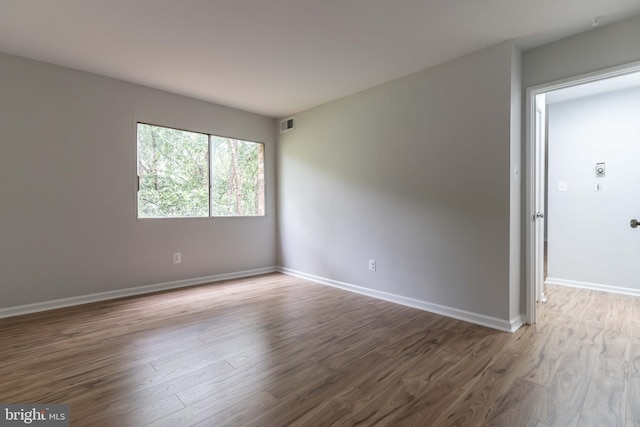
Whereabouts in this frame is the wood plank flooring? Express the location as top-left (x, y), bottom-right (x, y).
top-left (0, 273), bottom-right (639, 426)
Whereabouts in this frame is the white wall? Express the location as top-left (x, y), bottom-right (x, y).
top-left (547, 87), bottom-right (640, 292)
top-left (0, 52), bottom-right (277, 310)
top-left (278, 42), bottom-right (522, 328)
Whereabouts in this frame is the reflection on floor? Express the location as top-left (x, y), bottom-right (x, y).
top-left (0, 274), bottom-right (638, 425)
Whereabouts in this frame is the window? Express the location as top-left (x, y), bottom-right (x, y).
top-left (137, 123), bottom-right (265, 218)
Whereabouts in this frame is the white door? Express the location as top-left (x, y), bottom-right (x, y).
top-left (534, 94), bottom-right (547, 304)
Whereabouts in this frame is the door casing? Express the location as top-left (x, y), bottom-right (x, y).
top-left (525, 60), bottom-right (640, 324)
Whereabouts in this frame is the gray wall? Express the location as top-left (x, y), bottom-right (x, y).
top-left (0, 52), bottom-right (277, 309)
top-left (522, 13), bottom-right (640, 303)
top-left (278, 42), bottom-right (521, 323)
top-left (6, 12), bottom-right (638, 320)
top-left (524, 15), bottom-right (640, 89)
top-left (547, 87), bottom-right (640, 291)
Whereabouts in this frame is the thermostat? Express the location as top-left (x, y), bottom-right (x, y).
top-left (596, 162), bottom-right (605, 177)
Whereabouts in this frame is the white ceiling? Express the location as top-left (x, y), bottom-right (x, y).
top-left (1, 1), bottom-right (640, 118)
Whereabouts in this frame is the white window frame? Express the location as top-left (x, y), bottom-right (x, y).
top-left (136, 122), bottom-right (266, 219)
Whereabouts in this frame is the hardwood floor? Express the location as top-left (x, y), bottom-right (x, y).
top-left (0, 273), bottom-right (639, 426)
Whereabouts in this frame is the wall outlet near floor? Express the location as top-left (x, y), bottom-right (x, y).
top-left (173, 252), bottom-right (182, 264)
top-left (368, 259), bottom-right (376, 272)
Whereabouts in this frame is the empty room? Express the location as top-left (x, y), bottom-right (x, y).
top-left (1, 1), bottom-right (640, 426)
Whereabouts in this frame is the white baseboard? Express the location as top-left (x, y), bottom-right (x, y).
top-left (278, 267), bottom-right (521, 333)
top-left (545, 277), bottom-right (640, 297)
top-left (0, 266), bottom-right (278, 319)
top-left (510, 314), bottom-right (524, 332)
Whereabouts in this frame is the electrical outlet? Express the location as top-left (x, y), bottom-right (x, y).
top-left (368, 259), bottom-right (376, 272)
top-left (173, 252), bottom-right (181, 264)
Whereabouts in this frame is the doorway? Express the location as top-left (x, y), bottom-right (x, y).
top-left (526, 61), bottom-right (640, 324)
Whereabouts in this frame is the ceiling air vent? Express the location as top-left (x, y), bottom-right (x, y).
top-left (280, 117), bottom-right (295, 133)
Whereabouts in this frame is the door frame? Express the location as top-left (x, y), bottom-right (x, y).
top-left (525, 60), bottom-right (640, 325)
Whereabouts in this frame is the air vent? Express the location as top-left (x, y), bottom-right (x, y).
top-left (280, 117), bottom-right (294, 133)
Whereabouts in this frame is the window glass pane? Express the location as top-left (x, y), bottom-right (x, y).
top-left (211, 136), bottom-right (265, 216)
top-left (137, 123), bottom-right (209, 218)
